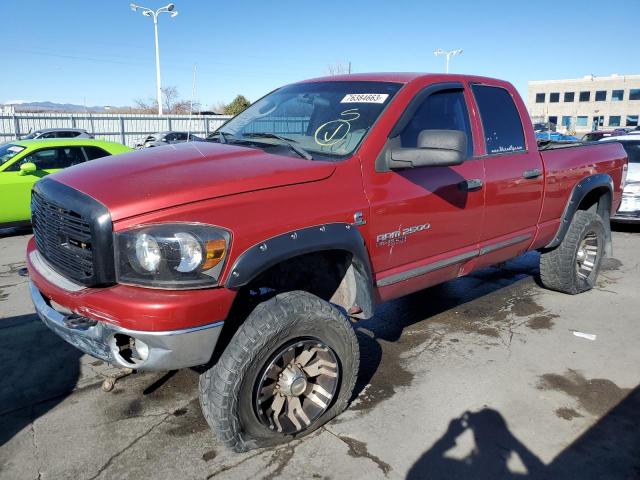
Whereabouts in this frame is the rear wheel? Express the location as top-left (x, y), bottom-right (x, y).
top-left (539, 210), bottom-right (606, 294)
top-left (199, 290), bottom-right (359, 452)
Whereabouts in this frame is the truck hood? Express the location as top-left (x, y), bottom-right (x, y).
top-left (51, 142), bottom-right (336, 221)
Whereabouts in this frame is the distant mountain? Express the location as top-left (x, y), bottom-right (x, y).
top-left (2, 101), bottom-right (124, 113)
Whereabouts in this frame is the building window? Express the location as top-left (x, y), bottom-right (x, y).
top-left (579, 91), bottom-right (590, 102)
top-left (576, 116), bottom-right (588, 127)
top-left (561, 116), bottom-right (572, 127)
top-left (627, 115), bottom-right (639, 127)
top-left (535, 93), bottom-right (545, 103)
top-left (612, 90), bottom-right (624, 101)
top-left (548, 116), bottom-right (558, 126)
top-left (595, 90), bottom-right (607, 101)
top-left (609, 116), bottom-right (621, 127)
top-left (564, 92), bottom-right (575, 102)
top-left (549, 92), bottom-right (560, 103)
top-left (630, 89), bottom-right (640, 100)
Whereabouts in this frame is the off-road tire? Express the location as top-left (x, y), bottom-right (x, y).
top-left (539, 210), bottom-right (606, 294)
top-left (199, 290), bottom-right (359, 452)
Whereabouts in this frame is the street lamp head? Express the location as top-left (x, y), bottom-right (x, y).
top-left (452, 49), bottom-right (463, 56)
top-left (433, 49), bottom-right (444, 56)
top-left (130, 3), bottom-right (138, 11)
top-left (166, 3), bottom-right (175, 11)
top-left (169, 11), bottom-right (178, 17)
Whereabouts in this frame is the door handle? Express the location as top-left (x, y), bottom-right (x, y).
top-left (458, 178), bottom-right (484, 191)
top-left (522, 168), bottom-right (542, 179)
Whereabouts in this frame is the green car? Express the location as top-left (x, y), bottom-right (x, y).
top-left (0, 139), bottom-right (131, 227)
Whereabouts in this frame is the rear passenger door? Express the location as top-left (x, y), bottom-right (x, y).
top-left (470, 83), bottom-right (544, 266)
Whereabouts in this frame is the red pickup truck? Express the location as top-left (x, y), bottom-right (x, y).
top-left (27, 73), bottom-right (627, 451)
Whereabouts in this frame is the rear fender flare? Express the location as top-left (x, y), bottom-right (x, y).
top-left (545, 173), bottom-right (613, 253)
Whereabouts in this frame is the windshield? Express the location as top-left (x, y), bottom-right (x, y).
top-left (22, 131), bottom-right (41, 139)
top-left (215, 81), bottom-right (402, 160)
top-left (622, 141), bottom-right (640, 163)
top-left (0, 144), bottom-right (26, 166)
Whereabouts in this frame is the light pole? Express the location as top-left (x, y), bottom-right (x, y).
top-left (130, 3), bottom-right (178, 115)
top-left (433, 49), bottom-right (463, 74)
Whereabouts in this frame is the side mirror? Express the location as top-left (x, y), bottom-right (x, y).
top-left (19, 162), bottom-right (37, 176)
top-left (389, 130), bottom-right (467, 169)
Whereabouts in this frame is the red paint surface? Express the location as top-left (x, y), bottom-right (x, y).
top-left (30, 73), bottom-right (627, 331)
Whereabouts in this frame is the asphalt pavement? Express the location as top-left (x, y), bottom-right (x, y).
top-left (1, 225), bottom-right (639, 480)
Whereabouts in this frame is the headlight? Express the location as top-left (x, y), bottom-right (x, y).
top-left (115, 223), bottom-right (231, 289)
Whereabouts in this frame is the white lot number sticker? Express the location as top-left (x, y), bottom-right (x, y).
top-left (341, 93), bottom-right (389, 104)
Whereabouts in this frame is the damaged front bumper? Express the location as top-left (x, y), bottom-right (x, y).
top-left (30, 280), bottom-right (223, 370)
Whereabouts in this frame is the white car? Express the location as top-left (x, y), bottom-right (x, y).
top-left (20, 128), bottom-right (94, 140)
top-left (134, 131), bottom-right (202, 149)
top-left (601, 135), bottom-right (640, 222)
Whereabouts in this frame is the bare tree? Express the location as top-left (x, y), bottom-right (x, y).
top-left (132, 97), bottom-right (157, 113)
top-left (209, 101), bottom-right (227, 114)
top-left (131, 87), bottom-right (200, 115)
top-left (161, 86), bottom-right (179, 114)
top-left (325, 62), bottom-right (351, 76)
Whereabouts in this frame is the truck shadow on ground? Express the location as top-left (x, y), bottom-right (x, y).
top-left (0, 313), bottom-right (82, 448)
top-left (406, 385), bottom-right (640, 479)
top-left (350, 252), bottom-right (540, 408)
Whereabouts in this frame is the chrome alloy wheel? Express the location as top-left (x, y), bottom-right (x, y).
top-left (254, 339), bottom-right (340, 434)
top-left (576, 232), bottom-right (599, 280)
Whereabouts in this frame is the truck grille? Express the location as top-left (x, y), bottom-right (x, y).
top-left (31, 178), bottom-right (116, 287)
top-left (32, 190), bottom-right (94, 281)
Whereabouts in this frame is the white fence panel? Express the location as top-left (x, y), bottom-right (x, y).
top-left (0, 113), bottom-right (232, 147)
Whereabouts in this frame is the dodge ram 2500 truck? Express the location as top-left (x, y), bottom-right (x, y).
top-left (27, 73), bottom-right (627, 452)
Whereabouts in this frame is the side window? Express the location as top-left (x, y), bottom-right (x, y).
top-left (83, 146), bottom-right (111, 160)
top-left (399, 89), bottom-right (473, 158)
top-left (471, 85), bottom-right (526, 155)
top-left (176, 132), bottom-right (188, 141)
top-left (10, 147), bottom-right (86, 170)
top-left (164, 133), bottom-right (176, 142)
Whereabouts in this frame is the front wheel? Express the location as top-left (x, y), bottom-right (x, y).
top-left (199, 291), bottom-right (359, 452)
top-left (539, 210), bottom-right (606, 294)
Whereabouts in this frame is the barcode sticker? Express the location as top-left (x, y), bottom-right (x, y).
top-left (341, 93), bottom-right (389, 104)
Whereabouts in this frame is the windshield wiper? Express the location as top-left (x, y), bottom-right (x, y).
top-left (242, 133), bottom-right (313, 160)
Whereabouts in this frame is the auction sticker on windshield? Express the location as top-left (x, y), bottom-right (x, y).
top-left (341, 93), bottom-right (389, 103)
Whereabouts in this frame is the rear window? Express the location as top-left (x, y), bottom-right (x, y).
top-left (471, 84), bottom-right (526, 155)
top-left (622, 142), bottom-right (640, 163)
top-left (83, 146), bottom-right (111, 160)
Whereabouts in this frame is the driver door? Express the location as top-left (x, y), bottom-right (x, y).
top-left (362, 85), bottom-right (485, 297)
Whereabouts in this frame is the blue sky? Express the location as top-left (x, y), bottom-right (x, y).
top-left (3, 0), bottom-right (638, 108)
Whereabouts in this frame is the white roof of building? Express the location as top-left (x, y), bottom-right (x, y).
top-left (529, 74), bottom-right (640, 85)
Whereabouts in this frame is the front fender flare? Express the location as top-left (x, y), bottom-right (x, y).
top-left (224, 223), bottom-right (375, 318)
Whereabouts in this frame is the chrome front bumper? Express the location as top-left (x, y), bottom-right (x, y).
top-left (30, 280), bottom-right (223, 370)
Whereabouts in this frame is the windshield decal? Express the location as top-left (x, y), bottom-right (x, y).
top-left (314, 109), bottom-right (361, 147)
top-left (341, 93), bottom-right (389, 104)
